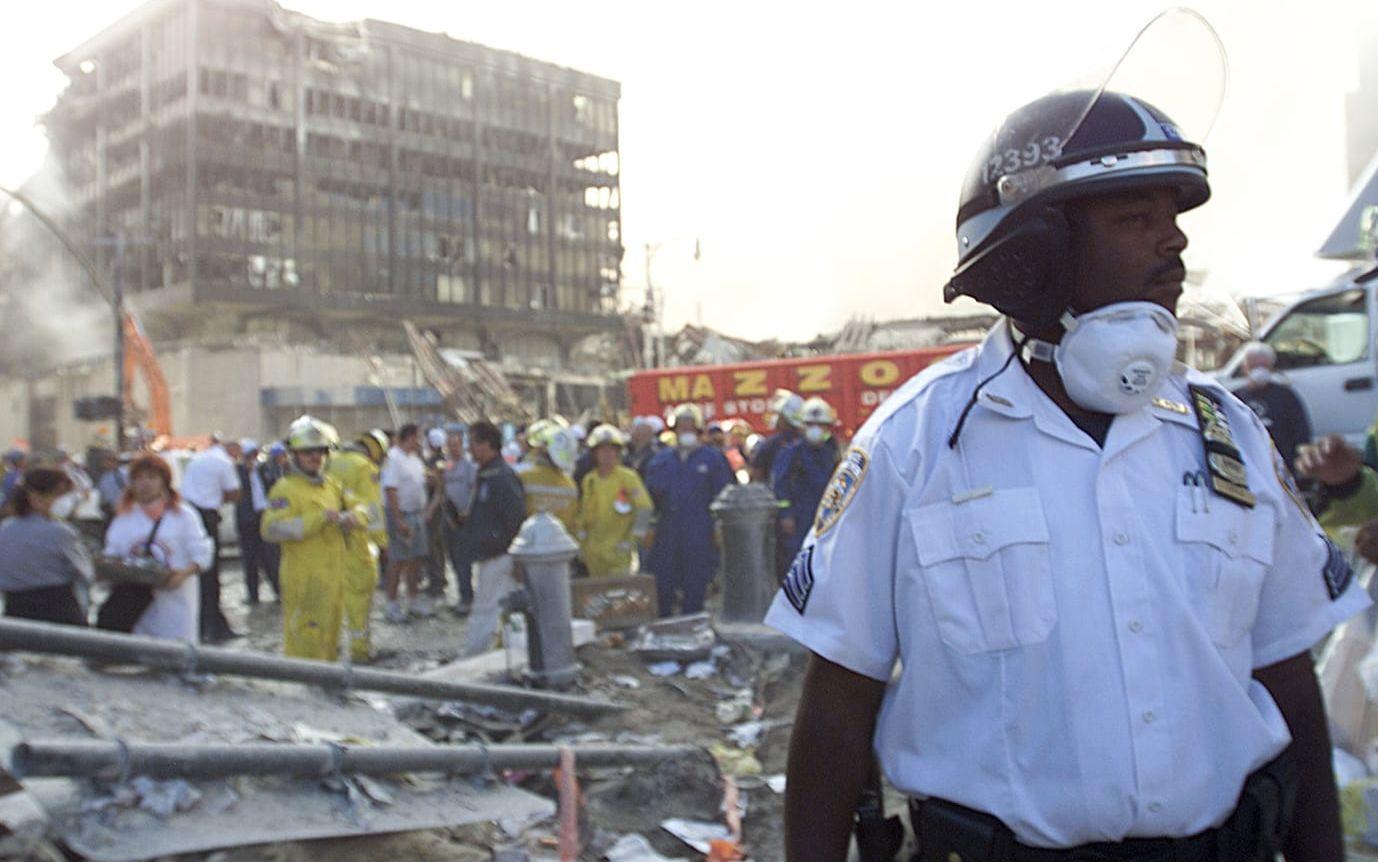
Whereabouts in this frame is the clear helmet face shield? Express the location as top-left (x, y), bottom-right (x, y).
top-left (951, 9), bottom-right (1230, 300)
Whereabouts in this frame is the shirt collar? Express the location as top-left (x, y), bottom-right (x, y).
top-left (969, 322), bottom-right (1035, 420)
top-left (970, 320), bottom-right (1195, 457)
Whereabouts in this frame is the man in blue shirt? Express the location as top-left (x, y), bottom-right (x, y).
top-left (771, 397), bottom-right (841, 571)
top-left (644, 404), bottom-right (734, 617)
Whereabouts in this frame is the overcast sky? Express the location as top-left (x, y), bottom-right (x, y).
top-left (2, 0), bottom-right (1373, 341)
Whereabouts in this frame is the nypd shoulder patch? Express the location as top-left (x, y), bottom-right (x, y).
top-left (813, 447), bottom-right (869, 536)
top-left (782, 545), bottom-right (815, 613)
top-left (1322, 534), bottom-right (1354, 601)
top-left (1271, 442), bottom-right (1315, 524)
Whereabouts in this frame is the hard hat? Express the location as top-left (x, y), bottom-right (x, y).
top-left (323, 420), bottom-right (340, 447)
top-left (528, 418), bottom-right (578, 473)
top-left (944, 90), bottom-right (1210, 327)
top-left (426, 427), bottom-right (447, 450)
top-left (240, 438), bottom-right (260, 453)
top-left (800, 397), bottom-right (837, 426)
top-left (646, 415), bottom-right (666, 434)
top-left (669, 403), bottom-right (703, 431)
top-left (357, 429), bottom-right (389, 463)
top-left (527, 417), bottom-right (571, 446)
top-left (587, 424), bottom-right (627, 449)
top-left (570, 425), bottom-right (588, 443)
top-left (543, 427), bottom-right (578, 473)
top-left (286, 415), bottom-right (335, 451)
top-left (778, 393), bottom-right (805, 429)
top-left (724, 419), bottom-right (751, 439)
top-left (267, 442), bottom-right (287, 458)
top-left (525, 419), bottom-right (555, 448)
top-left (767, 389), bottom-right (796, 413)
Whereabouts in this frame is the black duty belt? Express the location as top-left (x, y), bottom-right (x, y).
top-left (908, 798), bottom-right (1231, 862)
top-left (908, 748), bottom-right (1295, 862)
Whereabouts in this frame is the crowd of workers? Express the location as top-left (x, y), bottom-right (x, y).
top-left (0, 387), bottom-right (844, 665)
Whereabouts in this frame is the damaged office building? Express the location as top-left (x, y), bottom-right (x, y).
top-left (0, 0), bottom-right (629, 448)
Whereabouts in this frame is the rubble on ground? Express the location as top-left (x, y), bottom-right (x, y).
top-left (0, 558), bottom-right (811, 861)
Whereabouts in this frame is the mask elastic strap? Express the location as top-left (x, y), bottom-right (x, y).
top-left (1009, 323), bottom-right (1057, 366)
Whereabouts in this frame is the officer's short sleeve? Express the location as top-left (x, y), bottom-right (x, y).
top-left (1251, 443), bottom-right (1371, 669)
top-left (764, 435), bottom-right (904, 681)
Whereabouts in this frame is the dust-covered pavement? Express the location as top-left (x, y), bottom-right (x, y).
top-left (125, 555), bottom-right (810, 860)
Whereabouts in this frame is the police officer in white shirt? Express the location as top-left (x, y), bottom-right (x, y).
top-left (767, 57), bottom-right (1369, 862)
top-left (181, 435), bottom-right (242, 642)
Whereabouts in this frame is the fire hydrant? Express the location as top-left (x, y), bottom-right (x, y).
top-left (710, 482), bottom-right (779, 623)
top-left (504, 512), bottom-right (580, 689)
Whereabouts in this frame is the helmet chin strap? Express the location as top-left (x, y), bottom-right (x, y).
top-left (1009, 317), bottom-right (1068, 365)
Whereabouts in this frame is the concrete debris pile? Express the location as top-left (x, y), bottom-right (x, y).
top-left (406, 321), bottom-right (533, 424)
top-left (0, 608), bottom-right (809, 861)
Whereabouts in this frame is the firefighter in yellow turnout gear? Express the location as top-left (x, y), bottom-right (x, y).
top-left (261, 416), bottom-right (367, 662)
top-left (515, 418), bottom-right (579, 532)
top-left (326, 429), bottom-right (389, 662)
top-left (577, 425), bottom-right (653, 577)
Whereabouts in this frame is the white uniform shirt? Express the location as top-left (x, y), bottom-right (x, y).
top-left (381, 446), bottom-right (428, 513)
top-left (181, 446), bottom-right (240, 510)
top-left (765, 323), bottom-right (1369, 848)
top-left (103, 501), bottom-right (213, 642)
top-left (249, 465), bottom-right (268, 513)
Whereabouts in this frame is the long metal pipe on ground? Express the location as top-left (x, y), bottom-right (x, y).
top-left (11, 740), bottom-right (701, 782)
top-left (0, 618), bottom-right (624, 718)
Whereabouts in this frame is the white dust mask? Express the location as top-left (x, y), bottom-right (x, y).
top-left (804, 426), bottom-right (830, 445)
top-left (1246, 367), bottom-right (1272, 387)
top-left (677, 432), bottom-right (699, 449)
top-left (1052, 302), bottom-right (1178, 415)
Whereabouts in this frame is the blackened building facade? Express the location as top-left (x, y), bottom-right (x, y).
top-left (45, 0), bottom-right (624, 361)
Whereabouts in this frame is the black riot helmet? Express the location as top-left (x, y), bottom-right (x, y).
top-left (943, 91), bottom-right (1209, 328)
top-left (942, 9), bottom-right (1226, 328)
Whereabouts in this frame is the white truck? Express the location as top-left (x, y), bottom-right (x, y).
top-left (1219, 265), bottom-right (1378, 447)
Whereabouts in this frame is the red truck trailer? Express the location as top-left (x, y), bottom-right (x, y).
top-left (626, 345), bottom-right (969, 440)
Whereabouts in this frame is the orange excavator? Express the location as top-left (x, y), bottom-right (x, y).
top-left (122, 312), bottom-right (172, 440)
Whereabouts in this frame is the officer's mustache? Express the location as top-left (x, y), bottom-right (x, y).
top-left (1145, 258), bottom-right (1187, 285)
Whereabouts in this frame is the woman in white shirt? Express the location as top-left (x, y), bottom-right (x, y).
top-left (102, 454), bottom-right (212, 642)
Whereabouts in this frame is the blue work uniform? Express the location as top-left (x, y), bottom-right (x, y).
top-left (644, 444), bottom-right (734, 617)
top-left (770, 438), bottom-right (840, 566)
top-left (750, 427), bottom-right (799, 482)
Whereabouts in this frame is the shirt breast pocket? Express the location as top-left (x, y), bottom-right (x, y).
top-left (908, 487), bottom-right (1056, 655)
top-left (1175, 489), bottom-right (1275, 648)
